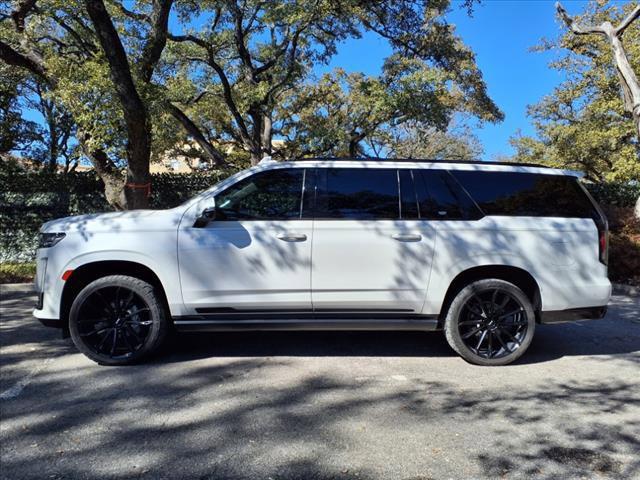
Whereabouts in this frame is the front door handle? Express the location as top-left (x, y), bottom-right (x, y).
top-left (391, 233), bottom-right (422, 242)
top-left (276, 233), bottom-right (307, 242)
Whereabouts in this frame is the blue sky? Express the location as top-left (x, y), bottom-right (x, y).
top-left (321, 0), bottom-right (591, 160)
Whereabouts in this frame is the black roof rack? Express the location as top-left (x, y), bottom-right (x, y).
top-left (290, 157), bottom-right (551, 169)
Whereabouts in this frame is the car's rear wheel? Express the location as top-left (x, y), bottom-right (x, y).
top-left (68, 275), bottom-right (169, 365)
top-left (444, 279), bottom-right (535, 366)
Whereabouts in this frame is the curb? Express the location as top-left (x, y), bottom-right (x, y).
top-left (0, 283), bottom-right (35, 294)
top-left (612, 283), bottom-right (639, 297)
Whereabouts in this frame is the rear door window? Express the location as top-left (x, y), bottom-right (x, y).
top-left (315, 168), bottom-right (399, 220)
top-left (451, 171), bottom-right (594, 218)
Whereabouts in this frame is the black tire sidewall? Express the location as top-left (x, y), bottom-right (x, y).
top-left (68, 275), bottom-right (168, 365)
top-left (444, 279), bottom-right (536, 366)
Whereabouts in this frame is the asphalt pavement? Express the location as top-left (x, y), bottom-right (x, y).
top-left (1, 286), bottom-right (639, 480)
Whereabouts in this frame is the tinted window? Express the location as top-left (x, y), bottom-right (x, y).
top-left (415, 169), bottom-right (480, 220)
top-left (215, 169), bottom-right (304, 220)
top-left (399, 169), bottom-right (419, 219)
top-left (316, 168), bottom-right (399, 220)
top-left (451, 171), bottom-right (594, 218)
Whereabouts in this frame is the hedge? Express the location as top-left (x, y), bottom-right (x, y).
top-left (1, 160), bottom-right (638, 263)
top-left (0, 161), bottom-right (235, 262)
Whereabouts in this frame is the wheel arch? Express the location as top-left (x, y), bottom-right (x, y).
top-left (438, 265), bottom-right (542, 326)
top-left (60, 260), bottom-right (171, 332)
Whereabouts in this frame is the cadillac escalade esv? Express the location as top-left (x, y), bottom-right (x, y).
top-left (34, 158), bottom-right (611, 366)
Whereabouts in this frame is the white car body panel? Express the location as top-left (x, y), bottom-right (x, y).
top-left (177, 219), bottom-right (312, 312)
top-left (34, 208), bottom-right (187, 319)
top-left (311, 220), bottom-right (435, 312)
top-left (422, 216), bottom-right (610, 314)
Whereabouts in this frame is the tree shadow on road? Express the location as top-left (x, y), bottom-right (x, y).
top-left (1, 293), bottom-right (639, 479)
top-left (1, 356), bottom-right (638, 479)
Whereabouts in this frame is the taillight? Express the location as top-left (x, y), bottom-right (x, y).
top-left (598, 228), bottom-right (609, 265)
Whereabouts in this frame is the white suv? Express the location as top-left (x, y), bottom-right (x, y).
top-left (34, 159), bottom-right (611, 366)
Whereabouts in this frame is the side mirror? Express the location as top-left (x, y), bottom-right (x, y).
top-left (193, 206), bottom-right (217, 228)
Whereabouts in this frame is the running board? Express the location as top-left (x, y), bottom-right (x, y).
top-left (173, 316), bottom-right (440, 332)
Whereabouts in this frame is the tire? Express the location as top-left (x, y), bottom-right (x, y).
top-left (68, 275), bottom-right (170, 365)
top-left (444, 279), bottom-right (535, 366)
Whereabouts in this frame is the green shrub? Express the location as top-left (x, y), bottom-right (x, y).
top-left (585, 182), bottom-right (640, 208)
top-left (0, 262), bottom-right (35, 283)
top-left (609, 233), bottom-right (640, 287)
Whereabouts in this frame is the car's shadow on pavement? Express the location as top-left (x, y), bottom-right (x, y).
top-left (2, 291), bottom-right (638, 368)
top-left (160, 318), bottom-right (640, 367)
top-left (157, 295), bottom-right (640, 365)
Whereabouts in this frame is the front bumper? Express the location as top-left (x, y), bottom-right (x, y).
top-left (33, 248), bottom-right (63, 321)
top-left (37, 317), bottom-right (64, 328)
top-left (539, 305), bottom-right (608, 324)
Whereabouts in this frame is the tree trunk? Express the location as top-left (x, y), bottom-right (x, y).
top-left (608, 31), bottom-right (640, 141)
top-left (46, 113), bottom-right (58, 171)
top-left (261, 113), bottom-right (272, 156)
top-left (77, 130), bottom-right (127, 209)
top-left (250, 150), bottom-right (262, 166)
top-left (86, 0), bottom-right (152, 209)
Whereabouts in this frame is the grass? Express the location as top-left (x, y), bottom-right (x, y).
top-left (0, 262), bottom-right (36, 284)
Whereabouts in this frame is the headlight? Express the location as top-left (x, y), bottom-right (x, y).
top-left (38, 232), bottom-right (66, 249)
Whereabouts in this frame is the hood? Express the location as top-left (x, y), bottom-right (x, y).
top-left (41, 207), bottom-right (187, 234)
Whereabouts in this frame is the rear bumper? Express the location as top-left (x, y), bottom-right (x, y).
top-left (539, 305), bottom-right (608, 324)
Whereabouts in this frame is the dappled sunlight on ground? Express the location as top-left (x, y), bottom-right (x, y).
top-left (1, 292), bottom-right (638, 479)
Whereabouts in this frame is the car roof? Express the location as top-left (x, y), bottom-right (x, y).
top-left (259, 157), bottom-right (583, 177)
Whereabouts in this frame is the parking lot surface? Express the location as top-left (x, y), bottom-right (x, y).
top-left (1, 287), bottom-right (639, 479)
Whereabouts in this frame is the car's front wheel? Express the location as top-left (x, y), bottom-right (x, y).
top-left (68, 275), bottom-right (169, 365)
top-left (444, 279), bottom-right (536, 366)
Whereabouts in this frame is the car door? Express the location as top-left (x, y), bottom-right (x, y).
top-left (310, 167), bottom-right (436, 314)
top-left (177, 167), bottom-right (312, 314)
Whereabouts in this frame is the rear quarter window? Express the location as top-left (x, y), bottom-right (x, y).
top-left (451, 171), bottom-right (594, 218)
top-left (415, 169), bottom-right (482, 220)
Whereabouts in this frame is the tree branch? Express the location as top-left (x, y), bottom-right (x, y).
top-left (139, 0), bottom-right (173, 83)
top-left (10, 0), bottom-right (37, 32)
top-left (166, 102), bottom-right (227, 166)
top-left (168, 33), bottom-right (209, 50)
top-left (85, 0), bottom-right (146, 122)
top-left (109, 0), bottom-right (150, 22)
top-left (0, 39), bottom-right (49, 81)
top-left (230, 0), bottom-right (255, 74)
top-left (50, 14), bottom-right (98, 54)
top-left (167, 32), bottom-right (252, 143)
top-left (615, 4), bottom-right (640, 36)
top-left (555, 2), bottom-right (606, 35)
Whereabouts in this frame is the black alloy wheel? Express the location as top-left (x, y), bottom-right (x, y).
top-left (69, 275), bottom-right (169, 365)
top-left (457, 288), bottom-right (528, 360)
top-left (444, 279), bottom-right (536, 366)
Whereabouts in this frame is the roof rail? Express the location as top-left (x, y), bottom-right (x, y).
top-left (290, 157), bottom-right (551, 169)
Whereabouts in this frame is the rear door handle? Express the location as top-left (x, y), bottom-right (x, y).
top-left (391, 233), bottom-right (422, 242)
top-left (276, 233), bottom-right (307, 242)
